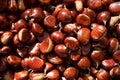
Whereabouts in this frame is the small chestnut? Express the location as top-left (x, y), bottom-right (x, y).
top-left (46, 69), bottom-right (60, 80)
top-left (63, 67), bottom-right (78, 79)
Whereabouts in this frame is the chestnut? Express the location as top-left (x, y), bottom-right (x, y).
top-left (13, 34), bottom-right (24, 47)
top-left (21, 8), bottom-right (32, 20)
top-left (18, 28), bottom-right (31, 43)
top-left (113, 50), bottom-right (120, 62)
top-left (76, 14), bottom-right (91, 26)
top-left (11, 19), bottom-right (28, 32)
top-left (30, 7), bottom-right (45, 22)
top-left (77, 57), bottom-right (91, 70)
top-left (54, 44), bottom-right (68, 58)
top-left (21, 57), bottom-right (31, 70)
top-left (70, 50), bottom-right (81, 61)
top-left (47, 53), bottom-right (63, 64)
top-left (102, 58), bottom-right (117, 69)
top-left (46, 69), bottom-right (60, 80)
top-left (28, 57), bottom-right (45, 71)
top-left (82, 8), bottom-right (96, 22)
top-left (0, 45), bottom-right (12, 55)
top-left (57, 8), bottom-right (72, 23)
top-left (29, 43), bottom-right (40, 56)
top-left (77, 28), bottom-right (90, 45)
top-left (14, 70), bottom-right (28, 80)
top-left (110, 66), bottom-right (120, 80)
top-left (108, 38), bottom-right (119, 53)
top-left (91, 24), bottom-right (107, 40)
top-left (39, 37), bottom-right (54, 54)
top-left (44, 62), bottom-right (53, 73)
top-left (96, 69), bottom-right (109, 80)
top-left (7, 55), bottom-right (21, 67)
top-left (64, 36), bottom-right (79, 51)
top-left (63, 23), bottom-right (77, 36)
top-left (31, 23), bottom-right (44, 37)
top-left (63, 67), bottom-right (78, 79)
top-left (29, 72), bottom-right (44, 80)
top-left (44, 15), bottom-right (57, 28)
top-left (1, 31), bottom-right (13, 45)
top-left (87, 0), bottom-right (103, 11)
top-left (97, 11), bottom-right (110, 25)
top-left (51, 31), bottom-right (65, 43)
top-left (90, 50), bottom-right (105, 68)
top-left (109, 2), bottom-right (120, 15)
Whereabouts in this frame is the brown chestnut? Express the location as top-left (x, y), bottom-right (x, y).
top-left (77, 28), bottom-right (90, 45)
top-left (63, 67), bottom-right (78, 79)
top-left (91, 24), bottom-right (107, 40)
top-left (14, 70), bottom-right (28, 80)
top-left (76, 14), bottom-right (91, 26)
top-left (64, 36), bottom-right (79, 51)
top-left (96, 69), bottom-right (109, 80)
top-left (1, 31), bottom-right (13, 45)
top-left (109, 2), bottom-right (120, 15)
top-left (46, 69), bottom-right (60, 80)
top-left (57, 8), bottom-right (72, 23)
top-left (54, 44), bottom-right (68, 58)
top-left (110, 66), bottom-right (120, 80)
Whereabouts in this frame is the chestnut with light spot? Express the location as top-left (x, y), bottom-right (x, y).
top-left (64, 36), bottom-right (79, 51)
top-left (57, 8), bottom-right (72, 23)
top-left (46, 69), bottom-right (60, 80)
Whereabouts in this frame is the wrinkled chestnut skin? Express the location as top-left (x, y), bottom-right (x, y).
top-left (97, 69), bottom-right (109, 80)
top-left (77, 57), bottom-right (91, 69)
top-left (87, 0), bottom-right (103, 11)
top-left (91, 24), bottom-right (107, 40)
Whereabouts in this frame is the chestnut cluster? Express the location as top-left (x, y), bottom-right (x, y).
top-left (0, 0), bottom-right (120, 80)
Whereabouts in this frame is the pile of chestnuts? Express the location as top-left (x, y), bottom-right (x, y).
top-left (0, 0), bottom-right (120, 80)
